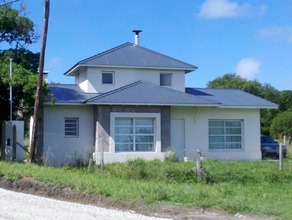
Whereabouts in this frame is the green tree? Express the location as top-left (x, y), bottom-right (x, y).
top-left (0, 4), bottom-right (38, 49)
top-left (0, 3), bottom-right (46, 124)
top-left (270, 111), bottom-right (292, 143)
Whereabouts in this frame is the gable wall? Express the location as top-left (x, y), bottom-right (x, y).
top-left (82, 67), bottom-right (185, 93)
top-left (171, 107), bottom-right (262, 160)
top-left (43, 105), bottom-right (94, 165)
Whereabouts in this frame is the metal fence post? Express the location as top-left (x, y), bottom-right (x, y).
top-left (279, 142), bottom-right (283, 171)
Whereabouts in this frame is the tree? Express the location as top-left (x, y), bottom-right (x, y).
top-left (0, 3), bottom-right (46, 124)
top-left (0, 4), bottom-right (38, 49)
top-left (270, 111), bottom-right (292, 143)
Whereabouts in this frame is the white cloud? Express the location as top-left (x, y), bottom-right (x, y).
top-left (258, 26), bottom-right (292, 43)
top-left (198, 0), bottom-right (266, 19)
top-left (236, 57), bottom-right (261, 80)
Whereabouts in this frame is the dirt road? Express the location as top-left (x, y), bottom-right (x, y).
top-left (0, 188), bottom-right (168, 220)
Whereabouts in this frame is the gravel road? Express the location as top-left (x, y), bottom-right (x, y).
top-left (0, 188), bottom-right (169, 220)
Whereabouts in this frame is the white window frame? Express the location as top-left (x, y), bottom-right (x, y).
top-left (208, 119), bottom-right (243, 150)
top-left (160, 73), bottom-right (172, 86)
top-left (64, 117), bottom-right (79, 138)
top-left (110, 113), bottom-right (161, 153)
top-left (102, 71), bottom-right (114, 85)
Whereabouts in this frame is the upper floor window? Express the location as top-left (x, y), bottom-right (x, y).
top-left (208, 120), bottom-right (243, 150)
top-left (160, 73), bottom-right (172, 86)
top-left (64, 117), bottom-right (79, 137)
top-left (102, 72), bottom-right (114, 84)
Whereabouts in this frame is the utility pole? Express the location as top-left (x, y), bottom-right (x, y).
top-left (29, 0), bottom-right (50, 162)
top-left (9, 58), bottom-right (12, 121)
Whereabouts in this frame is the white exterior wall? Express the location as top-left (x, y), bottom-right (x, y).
top-left (78, 68), bottom-right (97, 93)
top-left (43, 105), bottom-right (94, 165)
top-left (80, 67), bottom-right (185, 93)
top-left (171, 107), bottom-right (261, 160)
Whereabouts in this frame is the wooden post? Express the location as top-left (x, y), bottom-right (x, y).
top-left (196, 149), bottom-right (201, 180)
top-left (100, 138), bottom-right (104, 169)
top-left (29, 0), bottom-right (50, 162)
top-left (12, 125), bottom-right (16, 161)
top-left (279, 143), bottom-right (283, 171)
top-left (1, 122), bottom-right (6, 160)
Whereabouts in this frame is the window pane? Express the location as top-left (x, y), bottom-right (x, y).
top-left (135, 118), bottom-right (153, 126)
top-left (160, 74), bottom-right (172, 86)
top-left (209, 121), bottom-right (224, 127)
top-left (209, 128), bottom-right (224, 134)
top-left (135, 135), bottom-right (154, 143)
top-left (115, 144), bottom-right (133, 152)
top-left (209, 136), bottom-right (224, 142)
top-left (136, 144), bottom-right (154, 151)
top-left (135, 127), bottom-right (154, 134)
top-left (115, 135), bottom-right (133, 143)
top-left (226, 128), bottom-right (241, 134)
top-left (226, 121), bottom-right (241, 127)
top-left (209, 143), bottom-right (224, 149)
top-left (115, 127), bottom-right (133, 134)
top-left (102, 72), bottom-right (113, 84)
top-left (115, 118), bottom-right (133, 126)
top-left (226, 136), bottom-right (241, 142)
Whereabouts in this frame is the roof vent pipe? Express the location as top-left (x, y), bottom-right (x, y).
top-left (132, 29), bottom-right (142, 45)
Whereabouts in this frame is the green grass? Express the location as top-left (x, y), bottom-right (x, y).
top-left (0, 159), bottom-right (292, 219)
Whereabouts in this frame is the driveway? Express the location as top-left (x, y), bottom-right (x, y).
top-left (0, 188), bottom-right (168, 220)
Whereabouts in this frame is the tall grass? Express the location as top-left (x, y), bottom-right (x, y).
top-left (0, 159), bottom-right (291, 219)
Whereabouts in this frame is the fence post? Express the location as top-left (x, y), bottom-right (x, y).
top-left (100, 138), bottom-right (104, 169)
top-left (1, 122), bottom-right (6, 160)
top-left (196, 149), bottom-right (201, 180)
top-left (279, 142), bottom-right (283, 171)
top-left (12, 125), bottom-right (16, 161)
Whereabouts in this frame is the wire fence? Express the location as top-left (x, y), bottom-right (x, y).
top-left (36, 132), bottom-right (95, 166)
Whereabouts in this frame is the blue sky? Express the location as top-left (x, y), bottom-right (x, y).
top-left (13, 0), bottom-right (292, 90)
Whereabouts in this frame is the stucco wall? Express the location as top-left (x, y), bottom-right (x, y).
top-left (171, 107), bottom-right (261, 160)
top-left (43, 105), bottom-right (94, 165)
top-left (84, 67), bottom-right (185, 93)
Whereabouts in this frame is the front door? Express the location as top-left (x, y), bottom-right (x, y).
top-left (171, 119), bottom-right (185, 160)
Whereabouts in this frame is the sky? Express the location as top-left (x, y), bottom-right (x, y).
top-left (9, 0), bottom-right (292, 90)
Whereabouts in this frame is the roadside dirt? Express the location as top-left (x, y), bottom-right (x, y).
top-left (0, 176), bottom-right (273, 220)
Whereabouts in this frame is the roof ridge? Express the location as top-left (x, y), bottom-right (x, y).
top-left (78, 42), bottom-right (132, 64)
top-left (85, 81), bottom-right (143, 102)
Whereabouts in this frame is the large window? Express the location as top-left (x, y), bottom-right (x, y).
top-left (209, 120), bottom-right (243, 150)
top-left (114, 118), bottom-right (155, 152)
top-left (102, 72), bottom-right (114, 84)
top-left (160, 73), bottom-right (172, 86)
top-left (64, 118), bottom-right (79, 137)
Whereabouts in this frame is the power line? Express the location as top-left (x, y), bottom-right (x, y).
top-left (0, 0), bottom-right (21, 7)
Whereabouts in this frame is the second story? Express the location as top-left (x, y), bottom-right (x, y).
top-left (64, 40), bottom-right (197, 93)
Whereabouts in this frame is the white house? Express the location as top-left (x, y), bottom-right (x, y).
top-left (39, 32), bottom-right (277, 165)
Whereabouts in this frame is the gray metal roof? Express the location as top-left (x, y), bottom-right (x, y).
top-left (65, 42), bottom-right (197, 75)
top-left (86, 81), bottom-right (219, 106)
top-left (47, 84), bottom-right (97, 104)
top-left (46, 84), bottom-right (278, 109)
top-left (186, 88), bottom-right (278, 108)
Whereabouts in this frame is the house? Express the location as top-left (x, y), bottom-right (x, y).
top-left (39, 32), bottom-right (277, 165)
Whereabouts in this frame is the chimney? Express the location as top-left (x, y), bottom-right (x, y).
top-left (132, 29), bottom-right (142, 45)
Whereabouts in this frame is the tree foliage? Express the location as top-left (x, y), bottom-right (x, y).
top-left (0, 4), bottom-right (38, 49)
top-left (270, 111), bottom-right (292, 143)
top-left (0, 3), bottom-right (47, 124)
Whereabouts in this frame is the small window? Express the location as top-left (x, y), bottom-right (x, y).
top-left (102, 72), bottom-right (114, 84)
top-left (160, 73), bottom-right (172, 86)
top-left (65, 118), bottom-right (79, 137)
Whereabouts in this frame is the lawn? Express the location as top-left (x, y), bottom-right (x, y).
top-left (0, 159), bottom-right (291, 219)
